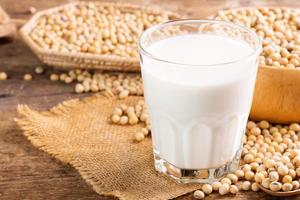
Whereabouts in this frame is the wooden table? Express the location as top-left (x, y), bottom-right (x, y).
top-left (0, 0), bottom-right (299, 199)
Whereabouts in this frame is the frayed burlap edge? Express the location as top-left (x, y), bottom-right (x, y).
top-left (15, 92), bottom-right (201, 200)
top-left (15, 93), bottom-right (125, 199)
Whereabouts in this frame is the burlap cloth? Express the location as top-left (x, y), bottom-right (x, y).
top-left (16, 93), bottom-right (201, 200)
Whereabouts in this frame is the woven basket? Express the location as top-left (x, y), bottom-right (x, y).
top-left (20, 1), bottom-right (180, 72)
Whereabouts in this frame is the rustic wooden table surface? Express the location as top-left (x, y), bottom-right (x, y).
top-left (0, 0), bottom-right (300, 199)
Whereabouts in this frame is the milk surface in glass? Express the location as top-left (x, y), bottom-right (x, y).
top-left (139, 20), bottom-right (261, 183)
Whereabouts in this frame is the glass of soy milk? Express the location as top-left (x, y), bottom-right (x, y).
top-left (138, 19), bottom-right (261, 183)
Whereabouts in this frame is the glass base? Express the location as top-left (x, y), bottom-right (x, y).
top-left (154, 150), bottom-right (241, 184)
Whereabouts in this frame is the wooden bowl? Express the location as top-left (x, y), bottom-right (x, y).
top-left (214, 7), bottom-right (300, 124)
top-left (258, 184), bottom-right (300, 196)
top-left (251, 65), bottom-right (300, 124)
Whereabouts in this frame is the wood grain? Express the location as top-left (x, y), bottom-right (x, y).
top-left (0, 0), bottom-right (299, 199)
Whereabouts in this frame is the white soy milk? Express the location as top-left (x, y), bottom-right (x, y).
top-left (141, 34), bottom-right (259, 169)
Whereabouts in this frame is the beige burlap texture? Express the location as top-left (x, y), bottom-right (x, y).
top-left (16, 93), bottom-right (201, 200)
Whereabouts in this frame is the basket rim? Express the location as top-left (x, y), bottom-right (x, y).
top-left (19, 1), bottom-right (180, 66)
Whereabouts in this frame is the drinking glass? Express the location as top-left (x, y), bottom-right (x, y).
top-left (138, 19), bottom-right (261, 183)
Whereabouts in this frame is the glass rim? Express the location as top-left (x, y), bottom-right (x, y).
top-left (138, 19), bottom-right (262, 67)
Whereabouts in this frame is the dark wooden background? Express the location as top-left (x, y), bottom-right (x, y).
top-left (0, 0), bottom-right (300, 199)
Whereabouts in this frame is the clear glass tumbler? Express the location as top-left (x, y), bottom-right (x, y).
top-left (138, 19), bottom-right (261, 183)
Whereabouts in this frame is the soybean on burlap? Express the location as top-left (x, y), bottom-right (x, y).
top-left (16, 93), bottom-right (200, 200)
